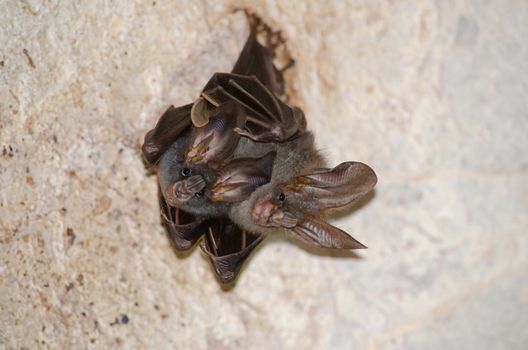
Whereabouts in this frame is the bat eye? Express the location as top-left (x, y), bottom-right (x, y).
top-left (181, 168), bottom-right (191, 177)
top-left (278, 193), bottom-right (286, 202)
top-left (195, 189), bottom-right (204, 197)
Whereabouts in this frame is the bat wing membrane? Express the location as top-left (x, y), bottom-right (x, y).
top-left (142, 104), bottom-right (192, 166)
top-left (197, 73), bottom-right (305, 142)
top-left (190, 23), bottom-right (304, 143)
top-left (200, 219), bottom-right (264, 284)
top-left (158, 184), bottom-right (208, 251)
top-left (230, 26), bottom-right (284, 95)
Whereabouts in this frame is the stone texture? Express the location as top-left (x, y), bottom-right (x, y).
top-left (1, 1), bottom-right (527, 349)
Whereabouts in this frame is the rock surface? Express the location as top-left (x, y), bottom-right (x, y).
top-left (1, 1), bottom-right (527, 349)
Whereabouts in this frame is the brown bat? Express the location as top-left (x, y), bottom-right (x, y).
top-left (142, 16), bottom-right (295, 283)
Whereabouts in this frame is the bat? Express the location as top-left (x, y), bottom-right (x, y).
top-left (158, 128), bottom-right (277, 217)
top-left (142, 15), bottom-right (294, 283)
top-left (230, 161), bottom-right (377, 249)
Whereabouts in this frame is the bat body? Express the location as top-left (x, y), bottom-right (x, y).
top-left (231, 130), bottom-right (323, 182)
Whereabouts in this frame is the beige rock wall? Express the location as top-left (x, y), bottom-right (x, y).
top-left (1, 1), bottom-right (527, 349)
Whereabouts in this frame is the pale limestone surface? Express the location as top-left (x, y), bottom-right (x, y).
top-left (1, 1), bottom-right (527, 349)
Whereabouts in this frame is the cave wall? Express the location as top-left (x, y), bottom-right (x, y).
top-left (1, 1), bottom-right (527, 349)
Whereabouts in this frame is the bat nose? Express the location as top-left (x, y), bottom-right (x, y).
top-left (183, 175), bottom-right (206, 193)
top-left (251, 200), bottom-right (276, 225)
top-left (165, 175), bottom-right (206, 206)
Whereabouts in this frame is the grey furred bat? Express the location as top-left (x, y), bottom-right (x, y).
top-left (229, 161), bottom-right (377, 249)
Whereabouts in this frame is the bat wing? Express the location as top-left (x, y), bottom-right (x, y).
top-left (230, 25), bottom-right (284, 96)
top-left (158, 184), bottom-right (208, 251)
top-left (142, 104), bottom-right (192, 166)
top-left (200, 219), bottom-right (264, 284)
top-left (189, 23), bottom-right (285, 128)
top-left (190, 22), bottom-right (304, 143)
top-left (193, 73), bottom-right (305, 143)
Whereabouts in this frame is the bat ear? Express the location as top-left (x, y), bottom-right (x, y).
top-left (297, 161), bottom-right (377, 209)
top-left (190, 97), bottom-right (210, 127)
top-left (142, 104), bottom-right (192, 166)
top-left (210, 151), bottom-right (276, 202)
top-left (186, 101), bottom-right (246, 166)
top-left (292, 218), bottom-right (367, 249)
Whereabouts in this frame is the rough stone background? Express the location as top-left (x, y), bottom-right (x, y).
top-left (1, 0), bottom-right (527, 349)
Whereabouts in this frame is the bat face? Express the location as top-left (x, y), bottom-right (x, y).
top-left (166, 174), bottom-right (206, 205)
top-left (251, 186), bottom-right (302, 228)
top-left (247, 162), bottom-right (378, 249)
top-left (158, 134), bottom-right (228, 217)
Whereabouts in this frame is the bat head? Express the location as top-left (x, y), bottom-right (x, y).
top-left (158, 132), bottom-right (231, 217)
top-left (158, 101), bottom-right (250, 215)
top-left (250, 161), bottom-right (377, 249)
top-left (252, 161), bottom-right (377, 227)
top-left (159, 141), bottom-right (213, 205)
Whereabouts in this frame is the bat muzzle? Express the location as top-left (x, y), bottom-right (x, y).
top-left (251, 200), bottom-right (279, 227)
top-left (165, 175), bottom-right (206, 206)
